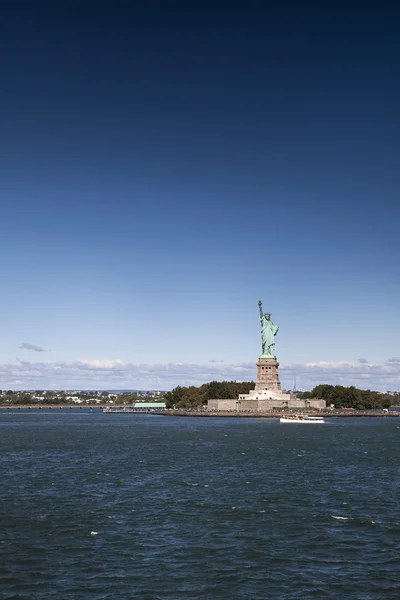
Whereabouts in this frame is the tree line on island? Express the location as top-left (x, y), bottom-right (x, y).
top-left (164, 382), bottom-right (395, 410)
top-left (164, 381), bottom-right (255, 409)
top-left (297, 385), bottom-right (394, 409)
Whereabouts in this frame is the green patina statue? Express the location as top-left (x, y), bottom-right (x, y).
top-left (258, 300), bottom-right (279, 358)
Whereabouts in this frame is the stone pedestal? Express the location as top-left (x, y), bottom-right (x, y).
top-left (255, 357), bottom-right (281, 392)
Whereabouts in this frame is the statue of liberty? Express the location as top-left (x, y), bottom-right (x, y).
top-left (258, 300), bottom-right (279, 358)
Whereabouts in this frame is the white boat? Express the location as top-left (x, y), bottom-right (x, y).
top-left (280, 414), bottom-right (325, 423)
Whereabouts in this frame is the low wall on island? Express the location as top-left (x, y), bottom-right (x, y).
top-left (207, 397), bottom-right (327, 411)
top-left (153, 409), bottom-right (400, 418)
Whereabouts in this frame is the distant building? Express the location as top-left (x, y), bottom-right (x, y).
top-left (133, 401), bottom-right (166, 409)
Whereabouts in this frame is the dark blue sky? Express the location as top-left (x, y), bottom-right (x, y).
top-left (0, 1), bottom-right (399, 390)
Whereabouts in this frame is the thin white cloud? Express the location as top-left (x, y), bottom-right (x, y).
top-left (0, 359), bottom-right (399, 391)
top-left (79, 359), bottom-right (125, 369)
top-left (283, 360), bottom-right (400, 391)
top-left (19, 342), bottom-right (46, 353)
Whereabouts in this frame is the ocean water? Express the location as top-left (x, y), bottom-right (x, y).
top-left (0, 410), bottom-right (399, 600)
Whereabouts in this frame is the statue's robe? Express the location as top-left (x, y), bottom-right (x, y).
top-left (260, 318), bottom-right (278, 357)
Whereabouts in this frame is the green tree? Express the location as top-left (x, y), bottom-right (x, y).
top-left (165, 381), bottom-right (255, 409)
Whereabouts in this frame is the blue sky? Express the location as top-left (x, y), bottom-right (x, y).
top-left (0, 2), bottom-right (399, 391)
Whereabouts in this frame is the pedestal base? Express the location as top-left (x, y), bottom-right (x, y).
top-left (255, 357), bottom-right (281, 392)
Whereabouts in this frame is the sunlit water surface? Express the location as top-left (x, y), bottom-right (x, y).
top-left (0, 410), bottom-right (399, 599)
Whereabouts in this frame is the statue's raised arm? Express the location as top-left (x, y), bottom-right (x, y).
top-left (258, 300), bottom-right (263, 321)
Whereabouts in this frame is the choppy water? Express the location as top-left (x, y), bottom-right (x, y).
top-left (0, 410), bottom-right (399, 599)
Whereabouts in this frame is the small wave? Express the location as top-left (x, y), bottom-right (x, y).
top-left (331, 515), bottom-right (376, 525)
top-left (90, 531), bottom-right (100, 535)
top-left (355, 518), bottom-right (377, 525)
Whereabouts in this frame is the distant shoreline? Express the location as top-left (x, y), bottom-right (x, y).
top-left (0, 405), bottom-right (105, 409)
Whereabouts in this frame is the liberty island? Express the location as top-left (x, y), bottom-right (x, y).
top-left (207, 301), bottom-right (326, 412)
